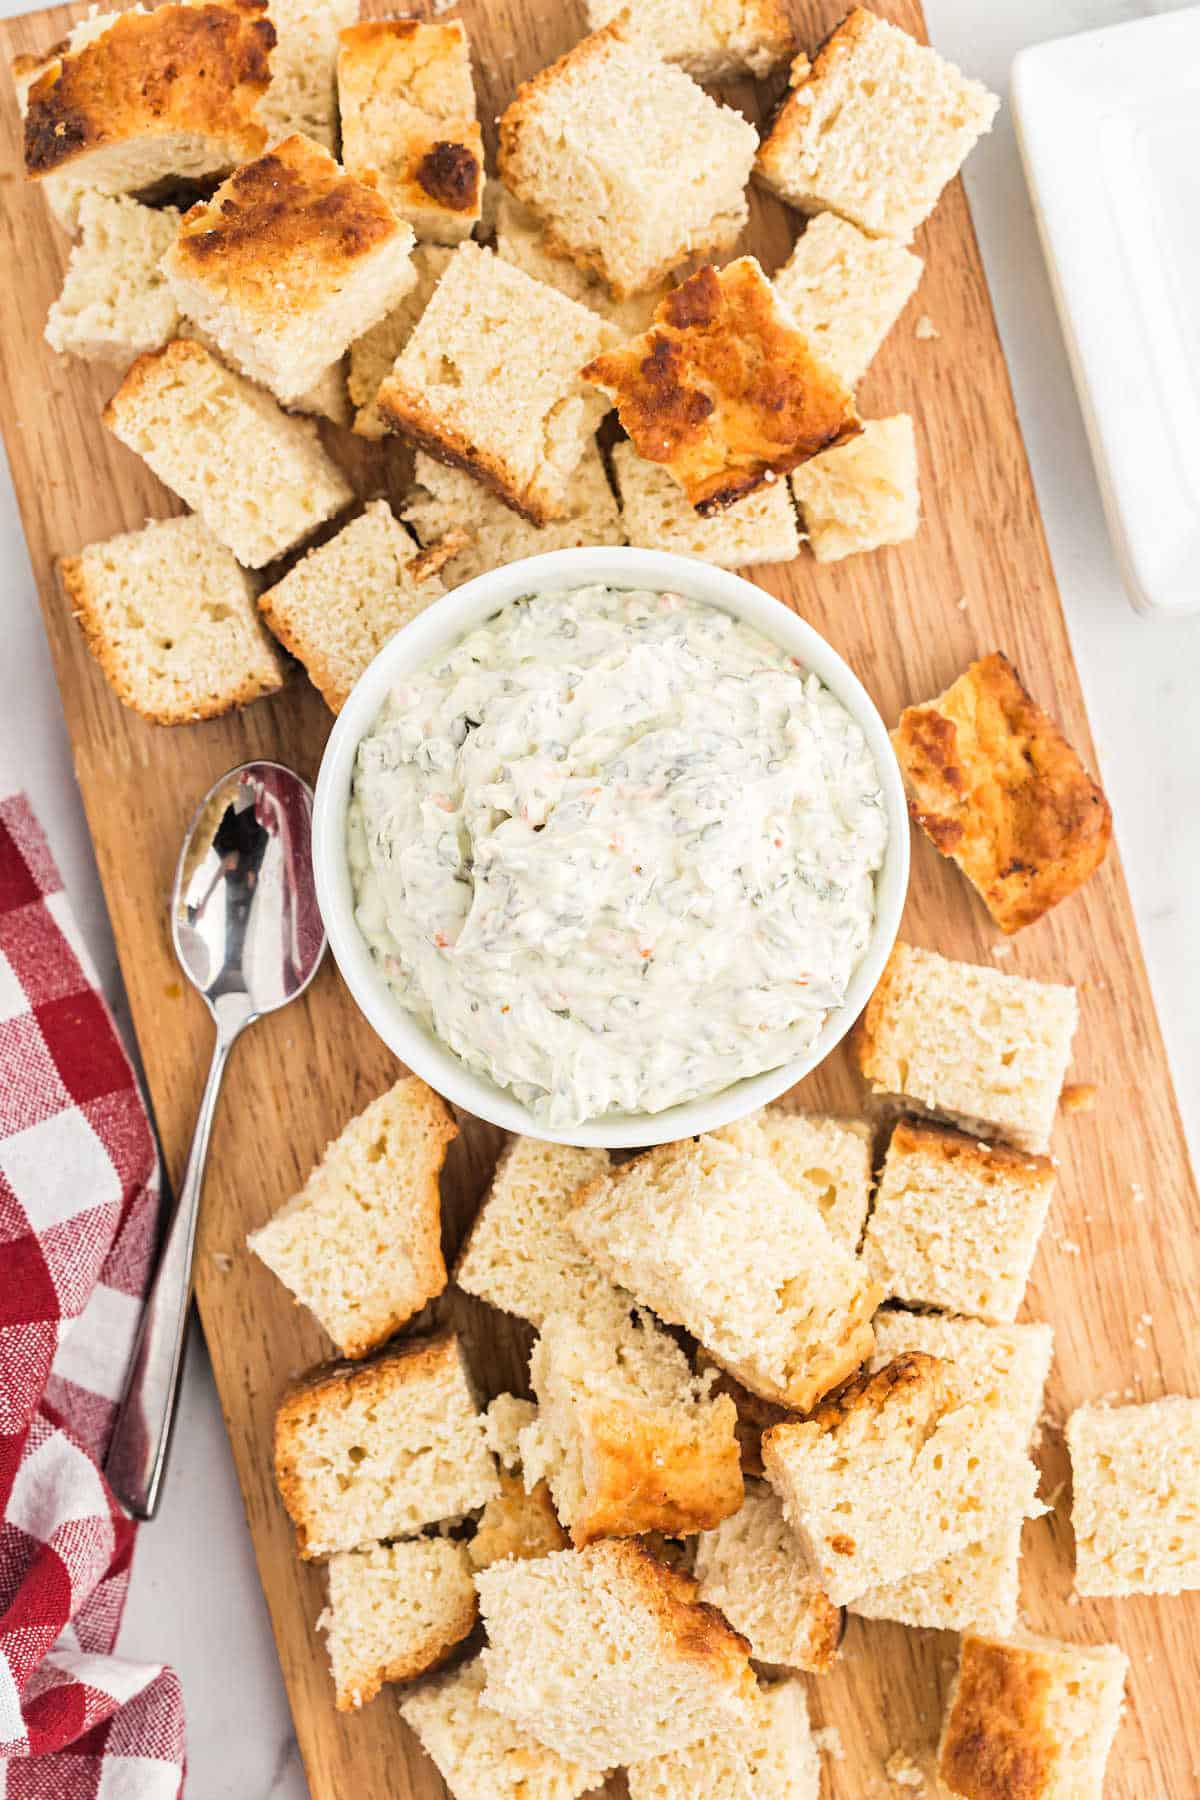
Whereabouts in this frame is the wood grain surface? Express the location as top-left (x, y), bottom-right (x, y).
top-left (1, 1), bottom-right (1197, 1792)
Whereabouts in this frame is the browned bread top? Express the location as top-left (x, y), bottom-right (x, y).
top-left (892, 651), bottom-right (1112, 934)
top-left (886, 1117), bottom-right (1055, 1189)
top-left (170, 134), bottom-right (405, 318)
top-left (23, 1), bottom-right (273, 177)
top-left (583, 258), bottom-right (859, 513)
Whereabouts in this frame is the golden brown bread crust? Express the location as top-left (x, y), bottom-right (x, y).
top-left (377, 381), bottom-right (557, 527)
top-left (889, 1117), bottom-right (1055, 1188)
top-left (595, 1539), bottom-right (755, 1683)
top-left (571, 1393), bottom-right (743, 1547)
top-left (274, 1331), bottom-right (467, 1559)
top-left (937, 1635), bottom-right (1057, 1798)
top-left (170, 135), bottom-right (403, 317)
top-left (797, 1350), bottom-right (962, 1437)
top-left (892, 651), bottom-right (1112, 934)
top-left (58, 542), bottom-right (285, 727)
top-left (337, 19), bottom-right (481, 221)
top-left (24, 1), bottom-right (272, 178)
top-left (583, 259), bottom-right (860, 512)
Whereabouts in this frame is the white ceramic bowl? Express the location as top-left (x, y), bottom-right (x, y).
top-left (313, 546), bottom-right (909, 1147)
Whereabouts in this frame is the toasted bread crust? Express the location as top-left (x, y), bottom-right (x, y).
top-left (696, 1355), bottom-right (794, 1476)
top-left (889, 1117), bottom-right (1055, 1188)
top-left (797, 1350), bottom-right (962, 1437)
top-left (599, 1539), bottom-right (755, 1680)
top-left (583, 259), bottom-right (859, 512)
top-left (892, 651), bottom-right (1112, 933)
top-left (853, 941), bottom-right (902, 1085)
top-left (572, 1393), bottom-right (743, 1547)
top-left (24, 1), bottom-right (272, 177)
top-left (377, 380), bottom-right (558, 526)
top-left (938, 1636), bottom-right (1057, 1798)
top-left (170, 135), bottom-right (403, 313)
top-left (274, 1331), bottom-right (467, 1559)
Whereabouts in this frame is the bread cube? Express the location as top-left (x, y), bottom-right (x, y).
top-left (694, 1480), bottom-right (842, 1672)
top-left (851, 1312), bottom-right (1053, 1632)
top-left (627, 1678), bottom-right (820, 1800)
top-left (257, 502), bottom-right (454, 713)
top-left (498, 19), bottom-right (757, 298)
top-left (258, 0), bottom-right (356, 151)
top-left (585, 260), bottom-right (859, 513)
top-left (938, 1629), bottom-right (1128, 1800)
top-left (475, 1540), bottom-right (755, 1765)
top-left (791, 414), bottom-right (919, 560)
top-left (164, 134), bottom-right (417, 406)
top-left (247, 1075), bottom-right (455, 1356)
top-left (319, 1538), bottom-right (476, 1709)
top-left (403, 446), bottom-right (624, 589)
top-left (454, 1136), bottom-right (613, 1326)
top-left (870, 1310), bottom-right (1054, 1447)
top-left (569, 1135), bottom-right (881, 1409)
top-left (586, 0), bottom-right (793, 81)
top-left (856, 941), bottom-right (1079, 1153)
top-left (349, 244), bottom-right (454, 439)
top-left (103, 340), bottom-right (351, 567)
top-left (495, 192), bottom-right (668, 337)
top-left (755, 9), bottom-right (999, 242)
top-left (715, 1108), bottom-right (873, 1252)
top-left (338, 19), bottom-right (483, 244)
top-left (1067, 1396), bottom-right (1200, 1596)
top-left (519, 1290), bottom-right (742, 1545)
top-left (178, 318), bottom-right (349, 424)
top-left (862, 1118), bottom-right (1056, 1322)
top-left (612, 440), bottom-right (799, 567)
top-left (273, 1331), bottom-right (499, 1557)
top-left (761, 1353), bottom-right (1043, 1606)
top-left (893, 652), bottom-right (1112, 933)
top-left (378, 243), bottom-right (617, 525)
top-left (773, 213), bottom-right (923, 387)
top-left (60, 513), bottom-right (285, 725)
top-left (400, 1656), bottom-right (606, 1800)
top-left (18, 1), bottom-right (272, 231)
top-left (856, 1522), bottom-right (1025, 1639)
top-left (45, 194), bottom-right (180, 365)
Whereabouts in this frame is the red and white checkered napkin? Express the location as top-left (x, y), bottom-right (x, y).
top-left (0, 794), bottom-right (185, 1799)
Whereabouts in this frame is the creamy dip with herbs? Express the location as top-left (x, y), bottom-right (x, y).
top-left (347, 583), bottom-right (888, 1128)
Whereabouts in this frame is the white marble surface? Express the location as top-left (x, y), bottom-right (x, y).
top-left (1, 1), bottom-right (1197, 1794)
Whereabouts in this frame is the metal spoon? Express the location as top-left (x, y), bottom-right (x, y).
top-left (106, 761), bottom-right (326, 1520)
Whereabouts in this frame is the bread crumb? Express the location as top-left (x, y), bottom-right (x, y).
top-left (915, 314), bottom-right (939, 340)
top-left (885, 1749), bottom-right (926, 1788)
top-left (815, 1725), bottom-right (846, 1761)
top-left (1061, 1082), bottom-right (1097, 1114)
top-left (990, 942), bottom-right (1012, 958)
top-left (210, 1251), bottom-right (233, 1273)
top-left (1058, 1237), bottom-right (1081, 1256)
top-left (1140, 1312), bottom-right (1153, 1326)
top-left (956, 595), bottom-right (968, 612)
top-left (1131, 1182), bottom-right (1146, 1205)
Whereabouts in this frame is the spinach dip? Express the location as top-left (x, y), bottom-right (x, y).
top-left (348, 583), bottom-right (888, 1127)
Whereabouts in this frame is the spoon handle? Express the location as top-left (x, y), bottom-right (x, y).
top-left (106, 1024), bottom-right (238, 1520)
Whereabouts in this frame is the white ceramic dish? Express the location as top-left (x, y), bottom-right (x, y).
top-left (1013, 9), bottom-right (1200, 618)
top-left (312, 545), bottom-right (909, 1147)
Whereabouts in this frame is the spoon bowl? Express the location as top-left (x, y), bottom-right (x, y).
top-left (106, 761), bottom-right (325, 1520)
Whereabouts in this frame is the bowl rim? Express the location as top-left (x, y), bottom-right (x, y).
top-left (312, 544), bottom-right (909, 1148)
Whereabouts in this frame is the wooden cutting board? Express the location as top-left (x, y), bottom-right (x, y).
top-left (1, 1), bottom-right (1196, 1792)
